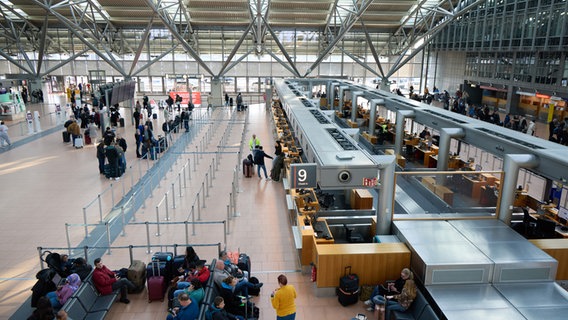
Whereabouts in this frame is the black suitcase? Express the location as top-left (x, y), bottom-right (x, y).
top-left (146, 252), bottom-right (174, 283)
top-left (62, 131), bottom-right (71, 143)
top-left (338, 266), bottom-right (359, 306)
top-left (248, 276), bottom-right (260, 296)
top-left (153, 113), bottom-right (158, 120)
top-left (119, 118), bottom-right (125, 127)
top-left (237, 253), bottom-right (251, 274)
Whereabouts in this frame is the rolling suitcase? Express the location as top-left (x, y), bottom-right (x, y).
top-left (237, 253), bottom-right (251, 274)
top-left (127, 260), bottom-right (146, 294)
top-left (74, 136), bottom-right (84, 148)
top-left (338, 266), bottom-right (359, 306)
top-left (62, 131), bottom-right (71, 143)
top-left (119, 118), bottom-right (125, 127)
top-left (243, 159), bottom-right (253, 177)
top-left (153, 113), bottom-right (158, 120)
top-left (147, 260), bottom-right (166, 302)
top-left (147, 252), bottom-right (174, 283)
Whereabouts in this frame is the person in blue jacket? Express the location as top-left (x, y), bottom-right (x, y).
top-left (167, 292), bottom-right (199, 320)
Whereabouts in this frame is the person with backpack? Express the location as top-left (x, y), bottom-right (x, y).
top-left (206, 296), bottom-right (244, 320)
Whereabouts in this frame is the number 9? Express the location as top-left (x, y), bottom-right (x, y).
top-left (298, 169), bottom-right (307, 182)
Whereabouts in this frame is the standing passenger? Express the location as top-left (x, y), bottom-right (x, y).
top-left (0, 121), bottom-right (11, 147)
top-left (271, 274), bottom-right (297, 320)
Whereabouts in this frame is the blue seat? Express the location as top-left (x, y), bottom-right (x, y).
top-left (78, 283), bottom-right (116, 312)
top-left (418, 305), bottom-right (438, 320)
top-left (62, 297), bottom-right (87, 320)
top-left (391, 291), bottom-right (429, 320)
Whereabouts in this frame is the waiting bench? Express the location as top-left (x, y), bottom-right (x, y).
top-left (391, 291), bottom-right (438, 320)
top-left (62, 278), bottom-right (118, 320)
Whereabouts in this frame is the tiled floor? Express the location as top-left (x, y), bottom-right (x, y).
top-left (0, 95), bottom-right (557, 320)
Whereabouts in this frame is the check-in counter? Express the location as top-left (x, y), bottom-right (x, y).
top-left (314, 243), bottom-right (411, 287)
top-left (350, 189), bottom-right (373, 210)
top-left (529, 239), bottom-right (568, 280)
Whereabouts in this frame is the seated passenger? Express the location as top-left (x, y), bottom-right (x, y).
top-left (92, 258), bottom-right (135, 304)
top-left (172, 278), bottom-right (205, 307)
top-left (219, 276), bottom-right (251, 318)
top-left (178, 246), bottom-right (200, 275)
top-left (46, 273), bottom-right (81, 309)
top-left (212, 260), bottom-right (262, 297)
top-left (207, 296), bottom-right (244, 320)
top-left (27, 296), bottom-right (54, 320)
top-left (177, 260), bottom-right (210, 287)
top-left (371, 279), bottom-right (417, 320)
top-left (364, 268), bottom-right (413, 311)
top-left (70, 257), bottom-right (92, 280)
top-left (167, 292), bottom-right (199, 320)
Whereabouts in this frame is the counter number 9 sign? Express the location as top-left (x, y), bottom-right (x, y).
top-left (290, 163), bottom-right (317, 189)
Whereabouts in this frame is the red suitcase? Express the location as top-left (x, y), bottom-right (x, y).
top-left (147, 261), bottom-right (165, 302)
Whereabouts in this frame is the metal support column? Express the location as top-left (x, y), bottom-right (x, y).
top-left (498, 154), bottom-right (539, 225)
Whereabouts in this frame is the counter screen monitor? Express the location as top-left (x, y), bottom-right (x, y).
top-left (558, 208), bottom-right (568, 221)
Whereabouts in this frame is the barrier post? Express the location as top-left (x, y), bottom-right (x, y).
top-left (121, 206), bottom-right (126, 236)
top-left (197, 195), bottom-right (202, 220)
top-left (155, 207), bottom-right (161, 236)
top-left (171, 184), bottom-right (176, 209)
top-left (83, 207), bottom-right (89, 237)
top-left (202, 183), bottom-right (206, 207)
top-left (98, 195), bottom-right (103, 223)
top-left (105, 222), bottom-right (112, 255)
top-left (226, 205), bottom-right (231, 234)
top-left (165, 193), bottom-right (171, 220)
top-left (65, 223), bottom-right (71, 255)
top-left (145, 222), bottom-right (152, 253)
top-left (205, 173), bottom-right (210, 197)
top-left (191, 206), bottom-right (196, 235)
top-left (178, 173), bottom-right (183, 197)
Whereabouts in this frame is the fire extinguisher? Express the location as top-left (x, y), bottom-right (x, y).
top-left (310, 262), bottom-right (317, 282)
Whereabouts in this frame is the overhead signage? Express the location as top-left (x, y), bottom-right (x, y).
top-left (290, 163), bottom-right (317, 189)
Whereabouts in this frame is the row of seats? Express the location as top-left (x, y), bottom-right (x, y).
top-left (197, 259), bottom-right (218, 319)
top-left (61, 274), bottom-right (119, 320)
top-left (391, 290), bottom-right (437, 320)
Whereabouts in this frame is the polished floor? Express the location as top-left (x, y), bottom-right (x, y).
top-left (0, 96), bottom-right (374, 320)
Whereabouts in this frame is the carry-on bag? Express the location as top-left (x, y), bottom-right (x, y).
top-left (74, 135), bottom-right (84, 148)
top-left (62, 131), bottom-right (71, 143)
top-left (338, 266), bottom-right (359, 306)
top-left (146, 252), bottom-right (174, 282)
top-left (248, 277), bottom-right (261, 296)
top-left (147, 260), bottom-right (166, 302)
top-left (237, 253), bottom-right (251, 274)
top-left (243, 159), bottom-right (253, 177)
top-left (127, 260), bottom-right (146, 293)
top-left (153, 113), bottom-right (158, 119)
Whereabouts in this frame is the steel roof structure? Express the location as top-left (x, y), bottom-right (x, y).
top-left (0, 0), bottom-right (485, 78)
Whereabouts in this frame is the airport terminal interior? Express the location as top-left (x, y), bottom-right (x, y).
top-left (1, 1), bottom-right (568, 320)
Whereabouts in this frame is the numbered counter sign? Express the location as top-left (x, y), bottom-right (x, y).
top-left (290, 163), bottom-right (317, 189)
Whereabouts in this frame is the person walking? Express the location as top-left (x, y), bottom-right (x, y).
top-left (225, 93), bottom-right (229, 107)
top-left (270, 274), bottom-right (297, 320)
top-left (0, 121), bottom-right (11, 147)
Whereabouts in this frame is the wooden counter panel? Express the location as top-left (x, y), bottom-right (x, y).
top-left (315, 243), bottom-right (411, 287)
top-left (530, 239), bottom-right (568, 280)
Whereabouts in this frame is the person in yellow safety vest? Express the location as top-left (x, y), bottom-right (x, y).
top-left (249, 134), bottom-right (261, 151)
